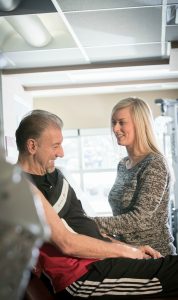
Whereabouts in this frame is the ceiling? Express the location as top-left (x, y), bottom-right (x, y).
top-left (0, 0), bottom-right (178, 96)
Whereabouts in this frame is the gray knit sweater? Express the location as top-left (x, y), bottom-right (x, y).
top-left (94, 153), bottom-right (177, 256)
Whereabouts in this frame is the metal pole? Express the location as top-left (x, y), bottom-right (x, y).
top-left (0, 71), bottom-right (5, 151)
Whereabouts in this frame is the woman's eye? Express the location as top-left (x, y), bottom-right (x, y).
top-left (120, 121), bottom-right (127, 126)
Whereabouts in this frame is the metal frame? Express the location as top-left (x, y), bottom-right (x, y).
top-left (155, 98), bottom-right (178, 251)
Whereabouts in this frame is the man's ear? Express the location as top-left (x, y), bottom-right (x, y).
top-left (26, 139), bottom-right (37, 154)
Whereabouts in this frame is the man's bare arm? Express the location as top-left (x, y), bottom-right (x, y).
top-left (32, 185), bottom-right (161, 260)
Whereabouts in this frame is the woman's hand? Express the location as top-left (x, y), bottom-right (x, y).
top-left (138, 245), bottom-right (163, 259)
top-left (101, 233), bottom-right (163, 259)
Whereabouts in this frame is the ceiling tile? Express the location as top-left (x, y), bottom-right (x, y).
top-left (58, 0), bottom-right (162, 12)
top-left (64, 7), bottom-right (162, 47)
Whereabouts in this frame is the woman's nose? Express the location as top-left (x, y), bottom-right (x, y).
top-left (113, 122), bottom-right (120, 132)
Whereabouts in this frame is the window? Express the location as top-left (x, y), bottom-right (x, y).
top-left (55, 128), bottom-right (126, 216)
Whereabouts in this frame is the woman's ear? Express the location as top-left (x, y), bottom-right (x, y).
top-left (26, 139), bottom-right (37, 154)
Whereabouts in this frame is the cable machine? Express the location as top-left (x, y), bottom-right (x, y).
top-left (155, 98), bottom-right (178, 251)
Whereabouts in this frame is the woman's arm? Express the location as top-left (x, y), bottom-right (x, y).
top-left (94, 155), bottom-right (170, 235)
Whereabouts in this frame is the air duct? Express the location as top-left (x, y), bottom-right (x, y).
top-left (0, 0), bottom-right (22, 12)
top-left (5, 15), bottom-right (52, 47)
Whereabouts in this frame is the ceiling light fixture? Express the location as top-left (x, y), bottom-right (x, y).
top-left (5, 15), bottom-right (52, 47)
top-left (0, 0), bottom-right (22, 11)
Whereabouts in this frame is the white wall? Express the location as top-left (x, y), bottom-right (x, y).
top-left (33, 89), bottom-right (178, 129)
top-left (2, 75), bottom-right (33, 162)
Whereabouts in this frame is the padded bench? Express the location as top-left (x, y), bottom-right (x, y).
top-left (23, 275), bottom-right (55, 300)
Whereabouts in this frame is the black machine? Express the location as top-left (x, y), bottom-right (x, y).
top-left (0, 151), bottom-right (50, 300)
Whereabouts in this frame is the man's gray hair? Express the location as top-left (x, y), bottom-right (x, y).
top-left (15, 109), bottom-right (63, 153)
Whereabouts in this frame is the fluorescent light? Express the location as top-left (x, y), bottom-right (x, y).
top-left (69, 66), bottom-right (171, 83)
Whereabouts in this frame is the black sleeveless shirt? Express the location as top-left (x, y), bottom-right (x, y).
top-left (26, 169), bottom-right (107, 241)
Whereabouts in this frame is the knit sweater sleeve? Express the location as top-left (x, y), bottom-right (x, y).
top-left (94, 155), bottom-right (170, 235)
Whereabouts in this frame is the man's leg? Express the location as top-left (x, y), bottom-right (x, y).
top-left (61, 256), bottom-right (178, 299)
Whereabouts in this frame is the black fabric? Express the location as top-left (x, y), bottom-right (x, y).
top-left (26, 169), bottom-right (107, 241)
top-left (58, 255), bottom-right (178, 299)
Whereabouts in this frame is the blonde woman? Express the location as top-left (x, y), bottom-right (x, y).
top-left (94, 97), bottom-right (176, 256)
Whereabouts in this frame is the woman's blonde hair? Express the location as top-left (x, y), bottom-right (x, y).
top-left (111, 97), bottom-right (162, 155)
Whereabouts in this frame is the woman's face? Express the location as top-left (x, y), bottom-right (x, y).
top-left (112, 106), bottom-right (136, 148)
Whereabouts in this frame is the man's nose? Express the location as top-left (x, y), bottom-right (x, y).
top-left (56, 146), bottom-right (64, 158)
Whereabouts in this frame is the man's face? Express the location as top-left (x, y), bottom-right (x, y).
top-left (33, 126), bottom-right (64, 174)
